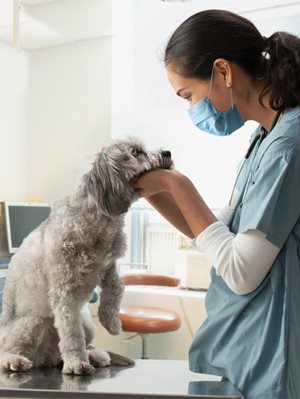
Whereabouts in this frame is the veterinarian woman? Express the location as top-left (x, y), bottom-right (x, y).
top-left (133, 9), bottom-right (300, 399)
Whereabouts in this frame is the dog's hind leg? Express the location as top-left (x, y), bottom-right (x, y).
top-left (87, 346), bottom-right (135, 367)
top-left (0, 354), bottom-right (33, 372)
top-left (81, 306), bottom-right (111, 366)
top-left (82, 304), bottom-right (134, 368)
top-left (98, 262), bottom-right (124, 335)
top-left (0, 316), bottom-right (47, 372)
top-left (81, 306), bottom-right (111, 367)
top-left (86, 345), bottom-right (111, 367)
top-left (81, 303), bottom-right (96, 346)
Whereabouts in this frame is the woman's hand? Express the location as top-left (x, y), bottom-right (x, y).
top-left (133, 169), bottom-right (180, 198)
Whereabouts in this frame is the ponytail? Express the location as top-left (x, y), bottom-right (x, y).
top-left (259, 32), bottom-right (300, 111)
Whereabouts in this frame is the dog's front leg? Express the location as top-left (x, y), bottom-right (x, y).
top-left (51, 297), bottom-right (95, 375)
top-left (98, 262), bottom-right (124, 335)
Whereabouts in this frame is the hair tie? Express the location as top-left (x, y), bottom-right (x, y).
top-left (262, 35), bottom-right (268, 45)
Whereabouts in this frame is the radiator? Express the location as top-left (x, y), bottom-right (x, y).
top-left (175, 249), bottom-right (212, 289)
top-left (145, 226), bottom-right (178, 275)
top-left (144, 226), bottom-right (211, 289)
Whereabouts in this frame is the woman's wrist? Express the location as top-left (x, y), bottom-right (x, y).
top-left (163, 170), bottom-right (217, 237)
top-left (162, 169), bottom-right (184, 193)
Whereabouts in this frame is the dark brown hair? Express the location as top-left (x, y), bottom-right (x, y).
top-left (164, 9), bottom-right (300, 112)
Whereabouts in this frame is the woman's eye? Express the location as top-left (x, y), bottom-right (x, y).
top-left (184, 95), bottom-right (192, 102)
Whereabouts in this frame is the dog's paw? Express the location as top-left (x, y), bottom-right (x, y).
top-left (99, 313), bottom-right (122, 335)
top-left (87, 348), bottom-right (111, 367)
top-left (62, 361), bottom-right (95, 375)
top-left (0, 354), bottom-right (33, 372)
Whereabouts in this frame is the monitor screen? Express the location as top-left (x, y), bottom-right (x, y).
top-left (5, 202), bottom-right (51, 254)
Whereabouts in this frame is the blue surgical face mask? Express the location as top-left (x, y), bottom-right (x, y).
top-left (187, 67), bottom-right (244, 136)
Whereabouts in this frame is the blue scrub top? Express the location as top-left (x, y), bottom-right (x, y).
top-left (189, 106), bottom-right (300, 399)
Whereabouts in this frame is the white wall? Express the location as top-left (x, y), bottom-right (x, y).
top-left (0, 0), bottom-right (114, 203)
top-left (27, 37), bottom-right (112, 202)
top-left (0, 42), bottom-right (29, 202)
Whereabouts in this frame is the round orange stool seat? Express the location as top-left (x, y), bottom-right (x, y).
top-left (119, 306), bottom-right (181, 333)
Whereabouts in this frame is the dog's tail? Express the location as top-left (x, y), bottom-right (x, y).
top-left (107, 351), bottom-right (135, 366)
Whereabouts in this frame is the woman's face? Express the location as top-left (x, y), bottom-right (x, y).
top-left (166, 65), bottom-right (209, 107)
top-left (166, 61), bottom-right (236, 113)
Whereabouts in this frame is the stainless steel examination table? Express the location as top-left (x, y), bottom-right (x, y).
top-left (0, 360), bottom-right (243, 399)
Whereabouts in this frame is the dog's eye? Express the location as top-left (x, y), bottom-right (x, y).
top-left (132, 148), bottom-right (145, 157)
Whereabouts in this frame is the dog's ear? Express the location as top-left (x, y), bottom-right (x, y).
top-left (84, 153), bottom-right (133, 217)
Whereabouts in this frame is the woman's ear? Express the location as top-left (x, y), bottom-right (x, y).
top-left (213, 58), bottom-right (232, 87)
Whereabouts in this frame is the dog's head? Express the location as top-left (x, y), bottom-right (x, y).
top-left (82, 138), bottom-right (173, 217)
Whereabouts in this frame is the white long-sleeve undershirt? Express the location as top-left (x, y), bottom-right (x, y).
top-left (193, 190), bottom-right (280, 295)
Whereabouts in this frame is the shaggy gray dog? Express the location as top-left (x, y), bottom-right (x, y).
top-left (0, 138), bottom-right (173, 375)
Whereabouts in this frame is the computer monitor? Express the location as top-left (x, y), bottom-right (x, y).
top-left (5, 202), bottom-right (51, 254)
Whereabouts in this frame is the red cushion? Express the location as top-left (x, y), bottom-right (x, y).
top-left (119, 306), bottom-right (181, 333)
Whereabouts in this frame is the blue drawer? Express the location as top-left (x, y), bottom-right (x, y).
top-left (0, 258), bottom-right (10, 268)
top-left (0, 257), bottom-right (10, 313)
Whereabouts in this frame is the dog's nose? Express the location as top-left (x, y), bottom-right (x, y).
top-left (161, 150), bottom-right (171, 158)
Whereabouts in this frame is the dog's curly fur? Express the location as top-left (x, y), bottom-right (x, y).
top-left (0, 138), bottom-right (173, 375)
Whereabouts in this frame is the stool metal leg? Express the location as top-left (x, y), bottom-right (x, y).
top-left (140, 333), bottom-right (149, 359)
top-left (122, 332), bottom-right (150, 359)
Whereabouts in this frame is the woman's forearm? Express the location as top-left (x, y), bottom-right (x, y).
top-left (165, 172), bottom-right (217, 237)
top-left (133, 169), bottom-right (217, 238)
top-left (146, 192), bottom-right (194, 238)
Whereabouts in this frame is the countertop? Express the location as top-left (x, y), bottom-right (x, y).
top-left (0, 359), bottom-right (243, 399)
